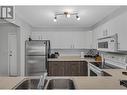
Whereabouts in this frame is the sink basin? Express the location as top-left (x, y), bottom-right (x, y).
top-left (46, 79), bottom-right (75, 89)
top-left (15, 79), bottom-right (47, 89)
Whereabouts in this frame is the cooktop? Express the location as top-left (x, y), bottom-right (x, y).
top-left (120, 80), bottom-right (127, 88)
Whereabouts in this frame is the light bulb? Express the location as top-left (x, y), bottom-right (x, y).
top-left (76, 15), bottom-right (80, 20)
top-left (54, 16), bottom-right (57, 22)
top-left (77, 17), bottom-right (80, 20)
top-left (54, 19), bottom-right (57, 22)
top-left (67, 14), bottom-right (70, 18)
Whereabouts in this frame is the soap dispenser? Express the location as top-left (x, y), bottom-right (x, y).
top-left (80, 52), bottom-right (84, 59)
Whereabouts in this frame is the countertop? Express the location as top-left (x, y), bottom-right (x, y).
top-left (0, 69), bottom-right (127, 89)
top-left (48, 56), bottom-right (98, 62)
top-left (103, 69), bottom-right (127, 79)
top-left (73, 77), bottom-right (126, 89)
top-left (73, 69), bottom-right (127, 89)
top-left (0, 77), bottom-right (27, 89)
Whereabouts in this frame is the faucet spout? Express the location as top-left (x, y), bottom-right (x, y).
top-left (37, 72), bottom-right (47, 89)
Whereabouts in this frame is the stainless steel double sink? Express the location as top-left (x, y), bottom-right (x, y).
top-left (15, 79), bottom-right (75, 89)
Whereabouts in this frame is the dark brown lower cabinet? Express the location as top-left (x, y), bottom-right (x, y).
top-left (48, 61), bottom-right (64, 76)
top-left (65, 62), bottom-right (80, 76)
top-left (48, 61), bottom-right (88, 76)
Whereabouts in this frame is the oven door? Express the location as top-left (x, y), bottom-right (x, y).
top-left (90, 69), bottom-right (97, 76)
top-left (88, 64), bottom-right (102, 76)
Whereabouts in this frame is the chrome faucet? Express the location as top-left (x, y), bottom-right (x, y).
top-left (37, 72), bottom-right (47, 89)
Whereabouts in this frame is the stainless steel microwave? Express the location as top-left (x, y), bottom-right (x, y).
top-left (97, 34), bottom-right (118, 52)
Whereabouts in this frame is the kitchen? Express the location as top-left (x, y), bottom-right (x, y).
top-left (1, 5), bottom-right (127, 90)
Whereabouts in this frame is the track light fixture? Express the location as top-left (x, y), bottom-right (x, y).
top-left (53, 12), bottom-right (80, 22)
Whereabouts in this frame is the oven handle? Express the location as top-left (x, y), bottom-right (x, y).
top-left (89, 63), bottom-right (102, 71)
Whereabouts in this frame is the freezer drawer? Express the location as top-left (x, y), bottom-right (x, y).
top-left (26, 41), bottom-right (46, 56)
top-left (26, 56), bottom-right (46, 76)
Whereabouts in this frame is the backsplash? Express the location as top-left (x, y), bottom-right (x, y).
top-left (51, 49), bottom-right (97, 56)
top-left (103, 52), bottom-right (127, 63)
top-left (51, 48), bottom-right (127, 63)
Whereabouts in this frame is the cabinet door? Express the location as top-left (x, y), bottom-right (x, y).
top-left (48, 32), bottom-right (71, 49)
top-left (74, 32), bottom-right (92, 49)
top-left (70, 62), bottom-right (80, 76)
top-left (67, 61), bottom-right (88, 76)
top-left (92, 29), bottom-right (98, 49)
top-left (65, 62), bottom-right (80, 76)
top-left (48, 62), bottom-right (64, 76)
top-left (31, 33), bottom-right (42, 40)
top-left (80, 61), bottom-right (88, 76)
top-left (47, 62), bottom-right (52, 76)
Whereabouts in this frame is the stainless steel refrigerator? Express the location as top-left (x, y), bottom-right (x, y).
top-left (25, 40), bottom-right (50, 76)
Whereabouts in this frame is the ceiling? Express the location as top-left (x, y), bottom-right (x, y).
top-left (15, 6), bottom-right (120, 28)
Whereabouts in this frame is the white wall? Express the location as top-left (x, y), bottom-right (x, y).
top-left (0, 23), bottom-right (19, 76)
top-left (6, 11), bottom-right (31, 76)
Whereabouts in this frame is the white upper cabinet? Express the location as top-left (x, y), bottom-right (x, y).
top-left (71, 31), bottom-right (92, 49)
top-left (31, 32), bottom-right (42, 40)
top-left (93, 12), bottom-right (127, 51)
top-left (91, 30), bottom-right (97, 49)
top-left (31, 31), bottom-right (93, 49)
